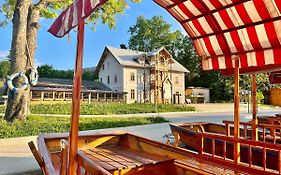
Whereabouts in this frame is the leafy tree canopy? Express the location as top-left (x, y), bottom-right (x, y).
top-left (0, 0), bottom-right (141, 29)
top-left (38, 64), bottom-right (97, 80)
top-left (0, 60), bottom-right (10, 79)
top-left (128, 16), bottom-right (182, 52)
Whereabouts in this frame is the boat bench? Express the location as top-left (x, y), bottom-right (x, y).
top-left (79, 146), bottom-right (172, 172)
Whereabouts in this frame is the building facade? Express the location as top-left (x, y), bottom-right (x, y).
top-left (96, 46), bottom-right (189, 104)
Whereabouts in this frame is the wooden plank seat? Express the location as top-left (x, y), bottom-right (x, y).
top-left (79, 145), bottom-right (172, 171)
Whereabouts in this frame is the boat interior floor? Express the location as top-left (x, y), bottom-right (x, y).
top-left (49, 145), bottom-right (250, 175)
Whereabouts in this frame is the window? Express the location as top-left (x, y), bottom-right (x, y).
top-left (130, 89), bottom-right (135, 99)
top-left (175, 76), bottom-right (179, 84)
top-left (130, 73), bottom-right (135, 81)
top-left (114, 76), bottom-right (117, 83)
top-left (107, 76), bottom-right (110, 84)
top-left (100, 78), bottom-right (102, 82)
top-left (102, 64), bottom-right (104, 70)
top-left (107, 62), bottom-right (109, 68)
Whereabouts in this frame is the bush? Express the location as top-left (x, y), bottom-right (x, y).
top-left (0, 115), bottom-right (168, 139)
top-left (256, 91), bottom-right (264, 104)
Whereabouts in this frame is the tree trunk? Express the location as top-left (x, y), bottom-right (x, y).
top-left (4, 0), bottom-right (31, 122)
top-left (27, 5), bottom-right (40, 65)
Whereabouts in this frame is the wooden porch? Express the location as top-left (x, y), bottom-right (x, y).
top-left (30, 88), bottom-right (127, 103)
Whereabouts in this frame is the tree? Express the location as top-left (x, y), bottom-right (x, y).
top-left (127, 16), bottom-right (235, 102)
top-left (0, 60), bottom-right (10, 78)
top-left (128, 16), bottom-right (182, 52)
top-left (0, 0), bottom-right (141, 122)
top-left (37, 64), bottom-right (54, 77)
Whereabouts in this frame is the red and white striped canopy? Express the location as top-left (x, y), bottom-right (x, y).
top-left (48, 0), bottom-right (107, 38)
top-left (154, 0), bottom-right (281, 74)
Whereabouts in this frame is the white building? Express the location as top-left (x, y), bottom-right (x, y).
top-left (95, 46), bottom-right (189, 104)
top-left (185, 87), bottom-right (210, 103)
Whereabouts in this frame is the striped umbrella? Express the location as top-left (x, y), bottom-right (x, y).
top-left (154, 0), bottom-right (281, 74)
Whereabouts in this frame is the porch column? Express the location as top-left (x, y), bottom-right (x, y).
top-left (234, 59), bottom-right (240, 163)
top-left (63, 92), bottom-right (66, 101)
top-left (88, 93), bottom-right (91, 103)
top-left (41, 92), bottom-right (44, 102)
top-left (252, 75), bottom-right (258, 141)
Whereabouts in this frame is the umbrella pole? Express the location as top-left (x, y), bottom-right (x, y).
top-left (251, 74), bottom-right (258, 141)
top-left (234, 59), bottom-right (240, 163)
top-left (68, 19), bottom-right (85, 175)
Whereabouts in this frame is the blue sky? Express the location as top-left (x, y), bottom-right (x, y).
top-left (0, 0), bottom-right (184, 70)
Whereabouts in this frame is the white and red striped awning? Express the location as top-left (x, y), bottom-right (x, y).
top-left (154, 0), bottom-right (281, 74)
top-left (48, 0), bottom-right (107, 38)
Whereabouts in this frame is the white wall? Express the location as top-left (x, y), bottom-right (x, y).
top-left (123, 67), bottom-right (137, 103)
top-left (192, 88), bottom-right (210, 103)
top-left (170, 71), bottom-right (185, 104)
top-left (136, 68), bottom-right (150, 103)
top-left (98, 53), bottom-right (123, 92)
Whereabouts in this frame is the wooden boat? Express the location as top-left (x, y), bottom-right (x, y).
top-left (222, 120), bottom-right (281, 143)
top-left (257, 115), bottom-right (281, 125)
top-left (29, 131), bottom-right (259, 175)
top-left (170, 122), bottom-right (281, 173)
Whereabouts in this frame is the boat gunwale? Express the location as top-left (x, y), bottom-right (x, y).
top-left (170, 123), bottom-right (281, 150)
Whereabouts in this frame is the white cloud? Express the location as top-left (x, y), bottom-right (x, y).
top-left (0, 51), bottom-right (9, 59)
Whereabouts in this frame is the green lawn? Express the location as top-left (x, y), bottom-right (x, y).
top-left (0, 80), bottom-right (3, 87)
top-left (0, 102), bottom-right (195, 115)
top-left (0, 115), bottom-right (168, 139)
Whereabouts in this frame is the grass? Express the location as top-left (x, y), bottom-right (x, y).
top-left (0, 115), bottom-right (168, 139)
top-left (0, 102), bottom-right (195, 115)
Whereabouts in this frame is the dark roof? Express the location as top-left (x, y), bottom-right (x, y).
top-left (37, 78), bottom-right (111, 91)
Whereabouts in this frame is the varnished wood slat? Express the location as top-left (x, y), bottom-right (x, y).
top-left (77, 150), bottom-right (112, 175)
top-left (92, 147), bottom-right (141, 167)
top-left (108, 146), bottom-right (169, 163)
top-left (80, 149), bottom-right (116, 171)
top-left (88, 148), bottom-right (137, 168)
